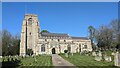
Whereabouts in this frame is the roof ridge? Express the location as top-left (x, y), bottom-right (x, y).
top-left (41, 32), bottom-right (68, 35)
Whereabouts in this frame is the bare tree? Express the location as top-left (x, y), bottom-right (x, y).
top-left (95, 25), bottom-right (113, 50)
top-left (110, 19), bottom-right (120, 43)
top-left (110, 19), bottom-right (120, 49)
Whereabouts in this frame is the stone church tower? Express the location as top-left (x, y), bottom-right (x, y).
top-left (20, 14), bottom-right (40, 56)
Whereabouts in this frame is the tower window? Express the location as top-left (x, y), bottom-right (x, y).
top-left (58, 39), bottom-right (60, 42)
top-left (28, 18), bottom-right (32, 25)
top-left (29, 32), bottom-right (31, 35)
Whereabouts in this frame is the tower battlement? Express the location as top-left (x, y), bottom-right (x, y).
top-left (25, 14), bottom-right (38, 17)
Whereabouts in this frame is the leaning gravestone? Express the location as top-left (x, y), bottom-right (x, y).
top-left (114, 52), bottom-right (120, 67)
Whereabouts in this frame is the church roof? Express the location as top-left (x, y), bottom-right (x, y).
top-left (41, 32), bottom-right (69, 37)
top-left (40, 32), bottom-right (89, 40)
top-left (71, 36), bottom-right (89, 40)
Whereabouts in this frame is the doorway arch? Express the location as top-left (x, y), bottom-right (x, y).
top-left (52, 48), bottom-right (56, 54)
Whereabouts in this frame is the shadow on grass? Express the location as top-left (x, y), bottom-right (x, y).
top-left (2, 59), bottom-right (21, 68)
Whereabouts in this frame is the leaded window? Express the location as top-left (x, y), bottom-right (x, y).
top-left (41, 44), bottom-right (45, 52)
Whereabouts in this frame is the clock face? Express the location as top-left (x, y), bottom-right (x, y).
top-left (28, 18), bottom-right (32, 25)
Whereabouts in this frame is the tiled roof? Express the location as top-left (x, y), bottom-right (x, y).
top-left (41, 32), bottom-right (69, 37)
top-left (40, 32), bottom-right (89, 40)
top-left (71, 36), bottom-right (89, 40)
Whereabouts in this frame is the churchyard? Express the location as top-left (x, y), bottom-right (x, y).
top-left (1, 50), bottom-right (120, 67)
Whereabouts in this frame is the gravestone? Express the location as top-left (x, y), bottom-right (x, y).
top-left (0, 56), bottom-right (2, 58)
top-left (104, 55), bottom-right (112, 62)
top-left (65, 53), bottom-right (68, 58)
top-left (98, 51), bottom-right (102, 56)
top-left (111, 52), bottom-right (115, 56)
top-left (94, 51), bottom-right (102, 61)
top-left (114, 52), bottom-right (120, 67)
top-left (92, 51), bottom-right (96, 56)
top-left (95, 56), bottom-right (102, 61)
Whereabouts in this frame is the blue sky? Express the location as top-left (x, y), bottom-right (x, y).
top-left (2, 2), bottom-right (118, 37)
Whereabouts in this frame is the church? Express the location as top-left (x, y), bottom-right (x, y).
top-left (20, 14), bottom-right (92, 56)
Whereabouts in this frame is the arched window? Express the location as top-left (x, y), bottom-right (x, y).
top-left (28, 18), bottom-right (32, 25)
top-left (29, 32), bottom-right (31, 35)
top-left (67, 45), bottom-right (71, 52)
top-left (41, 44), bottom-right (45, 52)
top-left (58, 39), bottom-right (60, 42)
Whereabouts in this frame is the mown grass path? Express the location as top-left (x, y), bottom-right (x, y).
top-left (52, 54), bottom-right (76, 67)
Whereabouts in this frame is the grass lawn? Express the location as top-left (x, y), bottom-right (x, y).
top-left (19, 55), bottom-right (53, 66)
top-left (2, 55), bottom-right (53, 67)
top-left (60, 53), bottom-right (115, 67)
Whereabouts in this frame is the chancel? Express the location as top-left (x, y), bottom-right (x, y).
top-left (20, 14), bottom-right (92, 56)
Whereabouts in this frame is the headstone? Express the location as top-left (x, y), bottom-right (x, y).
top-left (26, 55), bottom-right (29, 57)
top-left (104, 55), bottom-right (112, 62)
top-left (65, 53), bottom-right (68, 58)
top-left (86, 54), bottom-right (89, 56)
top-left (98, 51), bottom-right (102, 57)
top-left (114, 52), bottom-right (120, 67)
top-left (95, 56), bottom-right (102, 61)
top-left (111, 52), bottom-right (115, 56)
top-left (92, 52), bottom-right (96, 56)
top-left (0, 56), bottom-right (2, 58)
